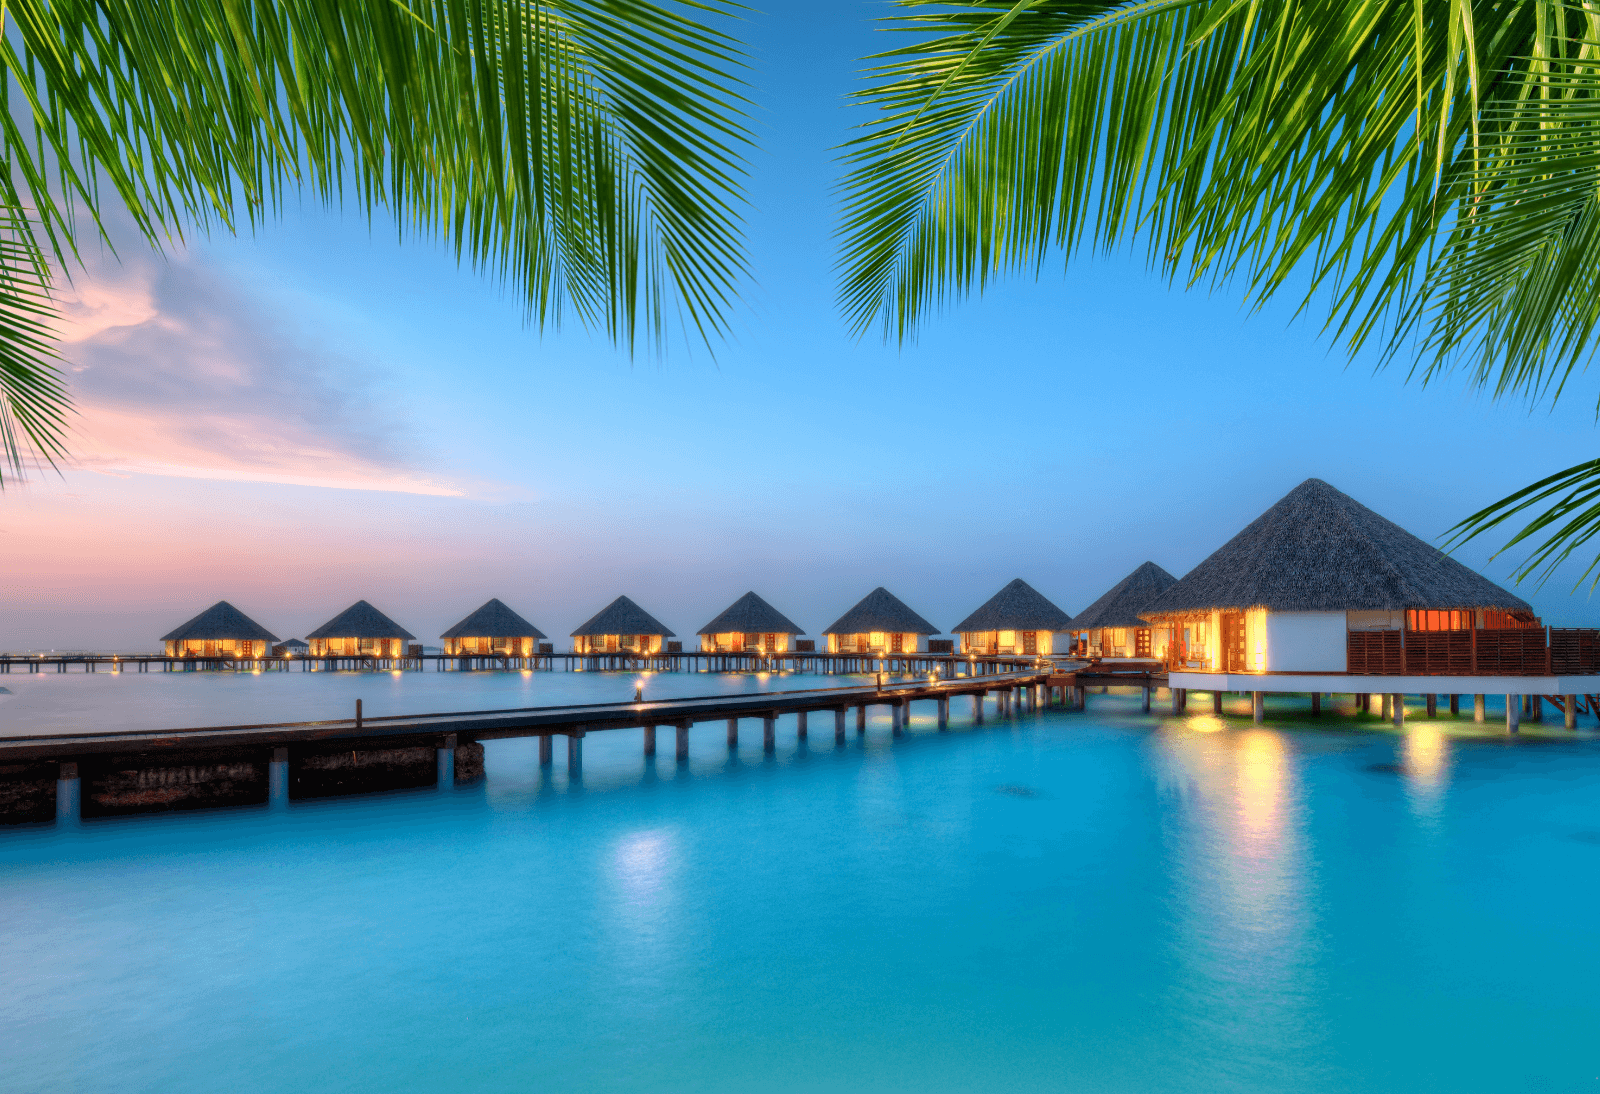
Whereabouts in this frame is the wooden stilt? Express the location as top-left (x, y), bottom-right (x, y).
top-left (1213, 690), bottom-right (1224, 714)
top-left (796, 710), bottom-right (808, 741)
top-left (643, 725), bottom-right (656, 757)
top-left (1252, 691), bottom-right (1264, 723)
top-left (676, 723), bottom-right (689, 761)
top-left (1474, 694), bottom-right (1486, 722)
top-left (1565, 695), bottom-right (1577, 729)
top-left (1507, 694), bottom-right (1520, 734)
top-left (727, 718), bottom-right (739, 747)
top-left (1449, 694), bottom-right (1459, 716)
top-left (1425, 694), bottom-right (1436, 718)
top-left (539, 735), bottom-right (552, 766)
top-left (763, 713), bottom-right (775, 752)
top-left (1311, 692), bottom-right (1321, 716)
top-left (835, 708), bottom-right (847, 743)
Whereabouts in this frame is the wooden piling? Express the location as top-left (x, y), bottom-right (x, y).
top-left (1425, 694), bottom-right (1436, 718)
top-left (643, 725), bottom-right (656, 757)
top-left (1213, 691), bottom-right (1224, 714)
top-left (1507, 694), bottom-right (1520, 734)
top-left (727, 718), bottom-right (739, 748)
top-left (834, 708), bottom-right (847, 743)
top-left (763, 713), bottom-right (775, 752)
top-left (1252, 691), bottom-right (1264, 724)
top-left (676, 723), bottom-right (690, 761)
top-left (1449, 694), bottom-right (1459, 715)
top-left (539, 735), bottom-right (552, 766)
top-left (796, 710), bottom-right (808, 741)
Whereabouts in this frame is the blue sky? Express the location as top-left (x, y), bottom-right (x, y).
top-left (6, 0), bottom-right (1599, 650)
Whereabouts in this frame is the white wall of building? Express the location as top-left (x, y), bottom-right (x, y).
top-left (1264, 611), bottom-right (1348, 671)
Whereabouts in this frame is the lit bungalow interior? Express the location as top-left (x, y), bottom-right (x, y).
top-left (1142, 479), bottom-right (1548, 675)
top-left (1070, 562), bottom-right (1179, 660)
top-left (953, 578), bottom-right (1073, 655)
top-left (305, 600), bottom-right (416, 658)
top-left (822, 587), bottom-right (940, 654)
top-left (571, 596), bottom-right (675, 654)
top-left (698, 591), bottom-right (804, 652)
top-left (161, 601), bottom-right (277, 658)
top-left (441, 598), bottom-right (547, 656)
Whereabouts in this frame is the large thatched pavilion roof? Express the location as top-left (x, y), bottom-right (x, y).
top-left (571, 596), bottom-right (675, 637)
top-left (306, 600), bottom-right (416, 640)
top-left (162, 601), bottom-right (278, 643)
top-left (1141, 478), bottom-right (1533, 618)
top-left (951, 579), bottom-right (1073, 633)
top-left (441, 599), bottom-right (547, 640)
top-left (822, 587), bottom-right (939, 636)
top-left (698, 592), bottom-right (803, 636)
top-left (1073, 563), bottom-right (1180, 630)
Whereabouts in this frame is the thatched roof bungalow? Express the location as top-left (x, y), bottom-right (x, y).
top-left (571, 596), bottom-right (674, 654)
top-left (273, 638), bottom-right (309, 657)
top-left (822, 587), bottom-right (939, 654)
top-left (306, 600), bottom-right (416, 659)
top-left (441, 599), bottom-right (547, 656)
top-left (1141, 478), bottom-right (1537, 674)
top-left (951, 579), bottom-right (1072, 656)
top-left (698, 592), bottom-right (804, 652)
top-left (162, 601), bottom-right (277, 658)
top-left (1070, 562), bottom-right (1179, 660)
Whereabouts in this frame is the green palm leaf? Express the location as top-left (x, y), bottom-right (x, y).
top-left (839, 0), bottom-right (1600, 583)
top-left (0, 0), bottom-right (750, 485)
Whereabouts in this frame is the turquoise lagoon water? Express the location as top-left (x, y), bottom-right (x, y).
top-left (2, 673), bottom-right (1599, 1093)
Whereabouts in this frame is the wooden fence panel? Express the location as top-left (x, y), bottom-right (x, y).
top-left (1347, 631), bottom-right (1404, 674)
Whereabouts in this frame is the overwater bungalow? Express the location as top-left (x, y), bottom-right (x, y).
top-left (440, 599), bottom-right (547, 656)
top-left (952, 579), bottom-right (1073, 656)
top-left (1139, 479), bottom-right (1600, 724)
top-left (571, 596), bottom-right (674, 654)
top-left (161, 601), bottom-right (277, 658)
top-left (697, 592), bottom-right (804, 652)
top-left (1070, 562), bottom-right (1179, 660)
top-left (822, 587), bottom-right (939, 654)
top-left (274, 638), bottom-right (309, 657)
top-left (305, 601), bottom-right (415, 658)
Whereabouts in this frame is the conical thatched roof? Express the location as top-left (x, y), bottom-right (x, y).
top-left (1141, 478), bottom-right (1533, 617)
top-left (1073, 563), bottom-right (1180, 630)
top-left (571, 595), bottom-right (675, 637)
top-left (822, 587), bottom-right (939, 635)
top-left (951, 579), bottom-right (1073, 633)
top-left (441, 598), bottom-right (547, 640)
top-left (279, 638), bottom-right (309, 649)
top-left (161, 601), bottom-right (278, 643)
top-left (305, 600), bottom-right (416, 640)
top-left (697, 591), bottom-right (804, 636)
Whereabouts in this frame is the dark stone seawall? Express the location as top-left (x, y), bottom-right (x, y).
top-left (0, 740), bottom-right (486, 823)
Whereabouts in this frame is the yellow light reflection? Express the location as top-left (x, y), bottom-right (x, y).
top-left (1401, 727), bottom-right (1450, 822)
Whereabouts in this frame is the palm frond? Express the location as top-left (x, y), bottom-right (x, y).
top-left (0, 0), bottom-right (750, 483)
top-left (839, 0), bottom-right (1600, 587)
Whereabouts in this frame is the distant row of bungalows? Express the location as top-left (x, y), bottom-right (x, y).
top-left (157, 479), bottom-right (1600, 687)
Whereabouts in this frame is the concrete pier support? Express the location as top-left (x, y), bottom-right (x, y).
top-left (1425, 694), bottom-right (1437, 718)
top-left (539, 735), bottom-right (553, 766)
top-left (1474, 694), bottom-right (1486, 723)
top-left (1450, 694), bottom-right (1460, 716)
top-left (1311, 693), bottom-right (1321, 716)
top-left (56, 761), bottom-right (80, 826)
top-left (676, 723), bottom-right (690, 762)
top-left (269, 747), bottom-right (289, 810)
top-left (973, 692), bottom-right (985, 724)
top-left (834, 708), bottom-right (847, 743)
top-left (1142, 687), bottom-right (1151, 713)
top-left (1392, 695), bottom-right (1404, 727)
top-left (937, 696), bottom-right (949, 729)
top-left (643, 725), bottom-right (656, 757)
top-left (1507, 695), bottom-right (1521, 734)
top-left (1213, 691), bottom-right (1224, 714)
top-left (1252, 691), bottom-right (1265, 724)
top-left (796, 710), bottom-right (808, 741)
top-left (1566, 695), bottom-right (1578, 729)
top-left (727, 718), bottom-right (739, 748)
top-left (763, 714), bottom-right (776, 753)
top-left (567, 733), bottom-right (584, 774)
top-left (437, 734), bottom-right (456, 788)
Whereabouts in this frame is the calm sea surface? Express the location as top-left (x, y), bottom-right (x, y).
top-left (1, 672), bottom-right (1598, 1093)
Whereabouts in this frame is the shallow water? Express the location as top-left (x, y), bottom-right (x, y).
top-left (2, 680), bottom-right (1598, 1093)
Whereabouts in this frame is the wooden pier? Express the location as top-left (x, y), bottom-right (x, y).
top-left (0, 650), bottom-right (1057, 675)
top-left (0, 666), bottom-right (1132, 824)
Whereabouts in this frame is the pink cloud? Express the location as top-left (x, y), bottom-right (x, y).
top-left (50, 249), bottom-right (463, 496)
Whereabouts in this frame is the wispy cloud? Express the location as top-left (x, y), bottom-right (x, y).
top-left (52, 247), bottom-right (462, 495)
